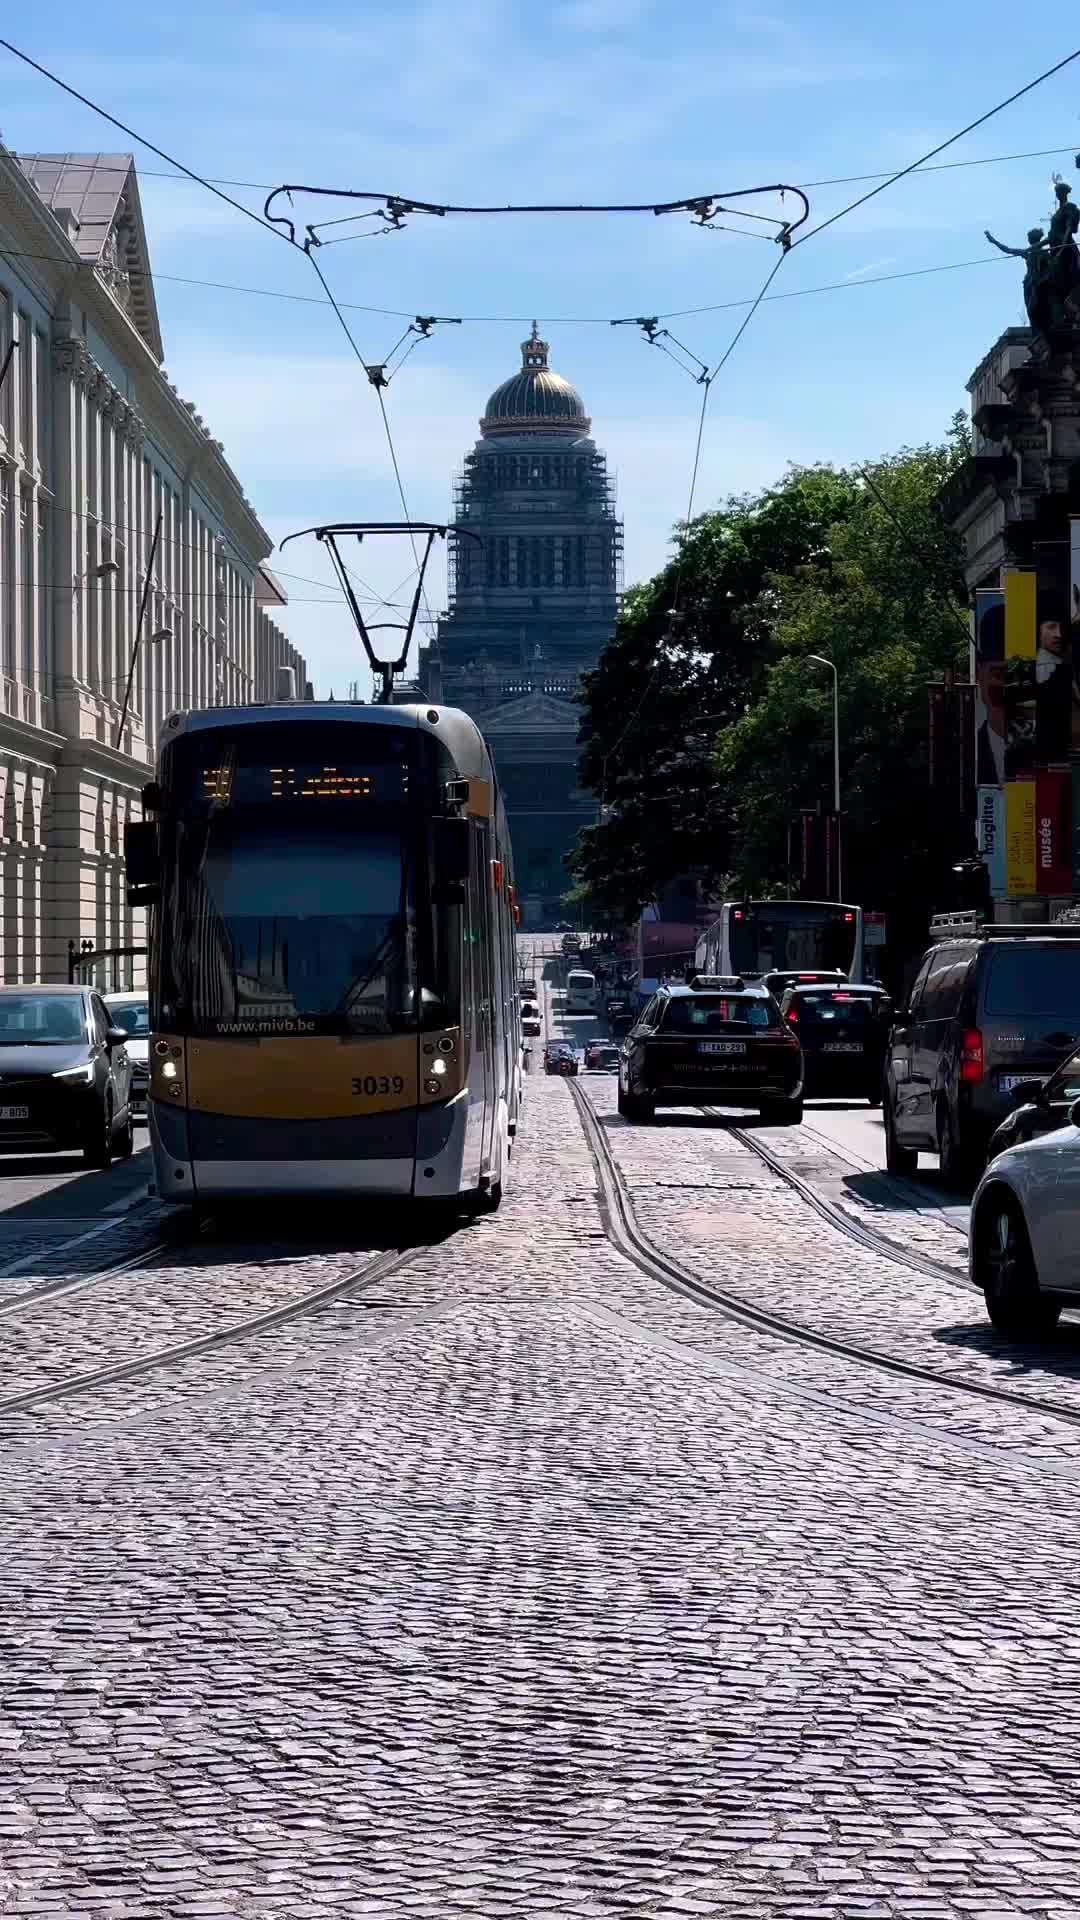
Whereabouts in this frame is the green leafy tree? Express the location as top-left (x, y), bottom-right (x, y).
top-left (573, 426), bottom-right (969, 943)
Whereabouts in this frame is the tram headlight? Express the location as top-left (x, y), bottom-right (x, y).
top-left (431, 1058), bottom-right (448, 1076)
top-left (162, 1060), bottom-right (178, 1079)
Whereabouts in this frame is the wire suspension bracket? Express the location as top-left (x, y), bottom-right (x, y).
top-left (279, 522), bottom-right (481, 704)
top-left (263, 182), bottom-right (811, 251)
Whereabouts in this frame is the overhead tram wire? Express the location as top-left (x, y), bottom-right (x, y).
top-left (0, 37), bottom-right (289, 246)
top-left (303, 249), bottom-right (438, 639)
top-left (18, 139), bottom-right (1080, 198)
top-left (0, 243), bottom-right (1023, 326)
top-left (792, 42), bottom-right (1080, 250)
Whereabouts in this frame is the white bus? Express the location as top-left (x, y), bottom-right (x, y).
top-left (565, 968), bottom-right (599, 1014)
top-left (695, 901), bottom-right (869, 983)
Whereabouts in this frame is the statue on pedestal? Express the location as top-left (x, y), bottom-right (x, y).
top-left (986, 184), bottom-right (1080, 334)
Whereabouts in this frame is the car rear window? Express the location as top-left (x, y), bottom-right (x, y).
top-left (108, 1002), bottom-right (150, 1036)
top-left (983, 946), bottom-right (1080, 1017)
top-left (660, 995), bottom-right (777, 1033)
top-left (794, 992), bottom-right (879, 1031)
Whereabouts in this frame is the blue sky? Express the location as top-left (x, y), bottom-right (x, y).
top-left (5, 1), bottom-right (1080, 692)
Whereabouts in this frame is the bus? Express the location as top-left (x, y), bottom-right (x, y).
top-left (124, 702), bottom-right (521, 1212)
top-left (565, 968), bottom-right (599, 1014)
top-left (695, 900), bottom-right (868, 983)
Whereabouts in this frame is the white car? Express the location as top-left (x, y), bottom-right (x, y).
top-left (104, 991), bottom-right (151, 1118)
top-left (969, 1099), bottom-right (1080, 1337)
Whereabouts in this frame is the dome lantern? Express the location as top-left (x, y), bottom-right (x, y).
top-left (480, 325), bottom-right (590, 437)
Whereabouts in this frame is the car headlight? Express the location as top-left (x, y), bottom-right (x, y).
top-left (52, 1063), bottom-right (94, 1085)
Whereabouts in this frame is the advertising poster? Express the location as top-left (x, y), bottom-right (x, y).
top-left (1034, 592), bottom-right (1073, 764)
top-left (1071, 520), bottom-right (1080, 756)
top-left (977, 785), bottom-right (1006, 897)
top-left (1035, 769), bottom-right (1072, 895)
top-left (1003, 572), bottom-right (1036, 780)
top-left (974, 589), bottom-right (1005, 788)
top-left (1005, 780), bottom-right (1036, 896)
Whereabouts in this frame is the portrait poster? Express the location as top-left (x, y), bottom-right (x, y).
top-left (973, 589), bottom-right (1005, 789)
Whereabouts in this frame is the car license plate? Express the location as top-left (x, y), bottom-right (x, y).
top-left (1000, 1073), bottom-right (1044, 1095)
top-left (0, 1106), bottom-right (29, 1120)
top-left (701, 1040), bottom-right (746, 1055)
top-left (823, 1043), bottom-right (862, 1053)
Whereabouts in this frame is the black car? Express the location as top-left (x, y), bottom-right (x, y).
top-left (618, 974), bottom-right (803, 1125)
top-left (0, 987), bottom-right (134, 1166)
top-left (778, 982), bottom-right (892, 1104)
top-left (884, 917), bottom-right (1080, 1185)
top-left (987, 1043), bottom-right (1080, 1160)
top-left (762, 968), bottom-right (847, 1000)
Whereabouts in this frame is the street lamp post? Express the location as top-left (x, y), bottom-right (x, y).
top-left (808, 654), bottom-right (841, 900)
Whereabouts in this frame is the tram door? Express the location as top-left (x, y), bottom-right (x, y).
top-left (463, 822), bottom-right (495, 1186)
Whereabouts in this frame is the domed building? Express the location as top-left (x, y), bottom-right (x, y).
top-left (415, 326), bottom-right (623, 925)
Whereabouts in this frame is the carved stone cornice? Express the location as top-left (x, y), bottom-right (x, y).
top-left (51, 335), bottom-right (89, 386)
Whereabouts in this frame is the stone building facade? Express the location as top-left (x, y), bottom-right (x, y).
top-left (416, 327), bottom-right (622, 924)
top-left (0, 145), bottom-right (307, 984)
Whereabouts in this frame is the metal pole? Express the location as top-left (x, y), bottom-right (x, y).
top-left (831, 664), bottom-right (842, 902)
top-left (0, 336), bottom-right (17, 396)
top-left (116, 510), bottom-right (162, 750)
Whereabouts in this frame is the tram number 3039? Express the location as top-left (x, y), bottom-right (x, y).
top-left (352, 1075), bottom-right (406, 1097)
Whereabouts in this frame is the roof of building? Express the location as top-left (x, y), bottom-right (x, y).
top-left (17, 152), bottom-right (163, 360)
top-left (481, 324), bottom-right (590, 437)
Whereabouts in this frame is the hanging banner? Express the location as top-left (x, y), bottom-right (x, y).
top-left (1074, 765), bottom-right (1080, 892)
top-left (977, 785), bottom-right (1006, 897)
top-left (974, 589), bottom-right (1006, 788)
top-left (1004, 572), bottom-right (1037, 780)
top-left (1034, 591), bottom-right (1073, 764)
top-left (1035, 769), bottom-right (1072, 895)
top-left (1005, 780), bottom-right (1036, 895)
top-left (1071, 520), bottom-right (1080, 756)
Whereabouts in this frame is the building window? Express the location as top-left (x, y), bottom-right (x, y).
top-left (575, 537), bottom-right (586, 589)
top-left (560, 537), bottom-right (572, 588)
top-left (499, 537), bottom-right (510, 586)
top-left (529, 539), bottom-right (541, 588)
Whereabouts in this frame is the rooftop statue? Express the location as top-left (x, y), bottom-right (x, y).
top-left (986, 182), bottom-right (1080, 333)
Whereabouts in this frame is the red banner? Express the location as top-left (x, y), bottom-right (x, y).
top-left (1035, 769), bottom-right (1072, 895)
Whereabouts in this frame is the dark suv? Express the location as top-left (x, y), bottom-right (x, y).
top-left (884, 922), bottom-right (1080, 1184)
top-left (618, 975), bottom-right (803, 1125)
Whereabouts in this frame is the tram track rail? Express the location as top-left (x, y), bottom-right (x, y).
top-left (714, 1115), bottom-right (973, 1288)
top-left (571, 1082), bottom-right (1080, 1435)
top-left (0, 1233), bottom-right (420, 1419)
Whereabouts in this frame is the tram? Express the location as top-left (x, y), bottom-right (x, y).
top-left (124, 702), bottom-right (521, 1211)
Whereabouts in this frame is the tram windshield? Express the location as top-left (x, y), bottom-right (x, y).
top-left (157, 722), bottom-right (457, 1037)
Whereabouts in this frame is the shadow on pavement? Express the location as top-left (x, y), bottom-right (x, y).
top-left (933, 1315), bottom-right (1080, 1382)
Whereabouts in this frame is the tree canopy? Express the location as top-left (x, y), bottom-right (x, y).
top-left (572, 422), bottom-right (970, 946)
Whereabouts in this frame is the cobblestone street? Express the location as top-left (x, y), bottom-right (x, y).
top-left (2, 1022), bottom-right (1080, 1918)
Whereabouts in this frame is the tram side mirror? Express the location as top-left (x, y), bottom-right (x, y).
top-left (432, 815), bottom-right (470, 903)
top-left (124, 821), bottom-right (160, 907)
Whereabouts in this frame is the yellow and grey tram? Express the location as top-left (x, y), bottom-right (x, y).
top-left (125, 702), bottom-right (521, 1210)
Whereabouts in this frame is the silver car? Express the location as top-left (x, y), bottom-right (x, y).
top-left (969, 1100), bottom-right (1080, 1337)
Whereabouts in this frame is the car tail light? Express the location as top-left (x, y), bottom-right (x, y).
top-left (960, 1028), bottom-right (984, 1084)
top-left (786, 1006), bottom-right (799, 1025)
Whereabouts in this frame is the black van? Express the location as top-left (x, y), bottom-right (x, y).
top-left (884, 916), bottom-right (1080, 1184)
